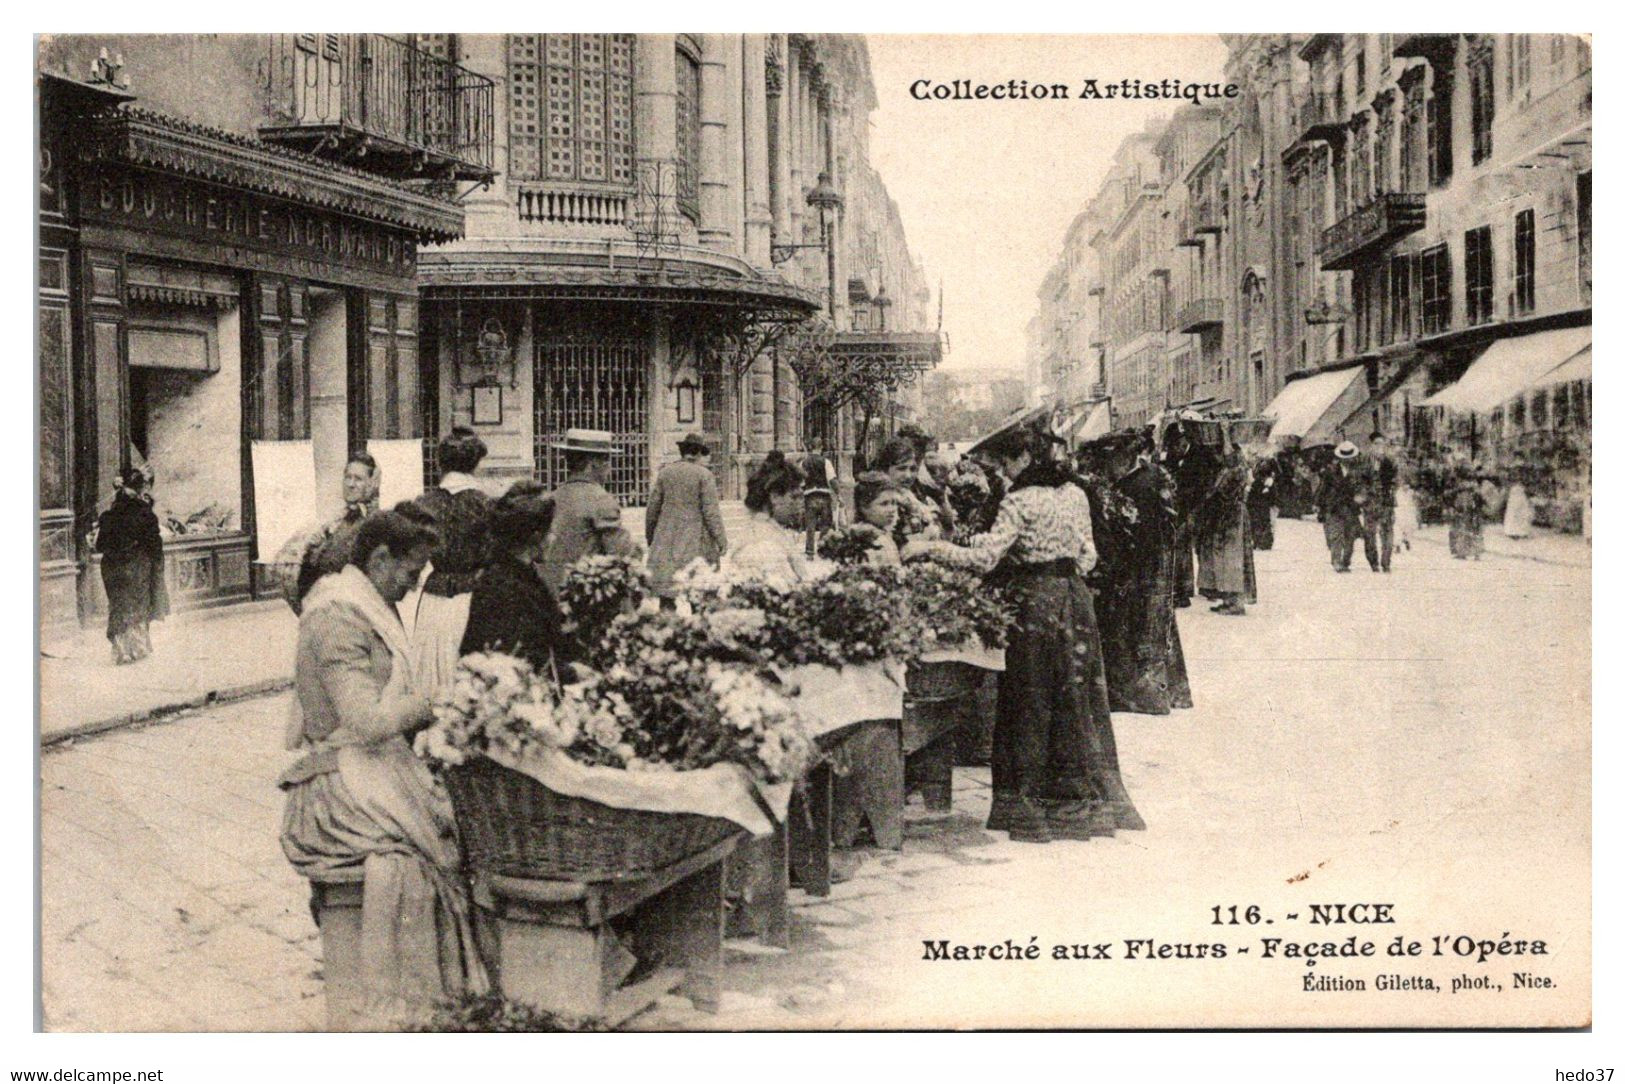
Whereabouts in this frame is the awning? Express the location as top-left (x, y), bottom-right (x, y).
top-left (967, 404), bottom-right (1050, 457)
top-left (1531, 344), bottom-right (1592, 391)
top-left (1069, 401), bottom-right (1112, 442)
top-left (1262, 365), bottom-right (1368, 447)
top-left (1419, 327), bottom-right (1592, 413)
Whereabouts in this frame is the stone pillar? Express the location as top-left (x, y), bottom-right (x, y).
top-left (635, 34), bottom-right (678, 238)
top-left (767, 36), bottom-right (791, 251)
top-left (455, 34), bottom-right (509, 235)
top-left (742, 35), bottom-right (773, 267)
top-left (698, 35), bottom-right (733, 251)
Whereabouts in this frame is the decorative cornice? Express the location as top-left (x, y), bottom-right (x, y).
top-left (78, 108), bottom-right (464, 242)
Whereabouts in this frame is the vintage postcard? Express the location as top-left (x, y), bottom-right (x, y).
top-left (35, 31), bottom-right (1591, 1034)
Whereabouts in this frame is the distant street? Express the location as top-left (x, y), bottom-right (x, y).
top-left (40, 518), bottom-right (1590, 1030)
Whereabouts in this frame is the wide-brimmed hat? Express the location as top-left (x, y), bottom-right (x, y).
top-left (676, 433), bottom-right (710, 455)
top-left (551, 428), bottom-right (618, 455)
top-left (1334, 440), bottom-right (1360, 460)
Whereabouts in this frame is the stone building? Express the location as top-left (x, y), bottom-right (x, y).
top-left (1093, 121), bottom-right (1169, 429)
top-left (418, 33), bottom-right (936, 502)
top-left (37, 33), bottom-right (939, 635)
top-left (36, 34), bottom-right (479, 631)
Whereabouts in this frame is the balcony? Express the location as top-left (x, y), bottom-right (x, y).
top-left (1287, 92), bottom-right (1348, 155)
top-left (261, 34), bottom-right (495, 182)
top-left (1175, 297), bottom-right (1224, 334)
top-left (1318, 192), bottom-right (1427, 271)
top-left (1178, 198), bottom-right (1222, 245)
top-left (1392, 34), bottom-right (1458, 67)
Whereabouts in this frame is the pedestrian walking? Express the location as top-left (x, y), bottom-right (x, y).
top-left (1246, 452), bottom-right (1279, 550)
top-left (1320, 442), bottom-right (1374, 573)
top-left (1368, 434), bottom-right (1401, 572)
top-left (279, 510), bottom-right (488, 1025)
top-left (94, 467), bottom-right (169, 664)
top-left (1504, 460), bottom-right (1535, 540)
top-left (538, 428), bottom-right (639, 596)
top-left (409, 427), bottom-right (495, 694)
top-left (645, 434), bottom-right (728, 601)
top-left (1448, 466), bottom-right (1488, 560)
top-left (903, 427), bottom-right (1144, 844)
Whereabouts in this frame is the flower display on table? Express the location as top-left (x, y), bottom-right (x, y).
top-left (815, 525), bottom-right (888, 566)
top-left (418, 633), bottom-right (816, 787)
top-left (557, 555), bottom-right (651, 646)
top-left (895, 559), bottom-right (1012, 652)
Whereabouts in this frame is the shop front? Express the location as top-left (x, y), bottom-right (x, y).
top-left (40, 77), bottom-right (462, 633)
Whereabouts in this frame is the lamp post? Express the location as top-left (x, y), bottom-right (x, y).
top-left (805, 170), bottom-right (843, 321)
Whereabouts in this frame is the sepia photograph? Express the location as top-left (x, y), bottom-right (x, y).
top-left (31, 28), bottom-right (1593, 1040)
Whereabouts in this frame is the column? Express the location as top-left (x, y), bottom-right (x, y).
top-left (698, 34), bottom-right (733, 251)
top-left (456, 34), bottom-right (509, 235)
top-left (767, 35), bottom-right (792, 251)
top-left (634, 34), bottom-right (678, 239)
top-left (742, 35), bottom-right (773, 266)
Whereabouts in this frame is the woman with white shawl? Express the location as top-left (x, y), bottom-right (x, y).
top-left (279, 510), bottom-right (487, 1026)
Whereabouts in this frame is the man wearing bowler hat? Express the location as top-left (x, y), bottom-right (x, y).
top-left (539, 428), bottom-right (639, 595)
top-left (645, 433), bottom-right (728, 604)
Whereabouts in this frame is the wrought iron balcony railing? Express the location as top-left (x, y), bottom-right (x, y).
top-left (1291, 91), bottom-right (1349, 151)
top-left (261, 34), bottom-right (495, 182)
top-left (1318, 192), bottom-right (1427, 271)
top-left (1175, 297), bottom-right (1224, 334)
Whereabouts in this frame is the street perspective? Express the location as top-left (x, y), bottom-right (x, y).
top-left (35, 32), bottom-right (1591, 1035)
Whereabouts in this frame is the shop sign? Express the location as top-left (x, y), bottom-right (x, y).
top-left (83, 169), bottom-right (416, 276)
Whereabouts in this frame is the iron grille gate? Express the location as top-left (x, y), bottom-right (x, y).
top-left (535, 330), bottom-right (651, 504)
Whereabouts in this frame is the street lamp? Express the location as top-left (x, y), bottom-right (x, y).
top-left (805, 170), bottom-right (844, 319)
top-left (872, 284), bottom-right (891, 331)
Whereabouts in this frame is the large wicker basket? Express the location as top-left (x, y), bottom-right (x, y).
top-left (445, 756), bottom-right (742, 883)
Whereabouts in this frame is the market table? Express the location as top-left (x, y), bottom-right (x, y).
top-left (474, 833), bottom-right (741, 1024)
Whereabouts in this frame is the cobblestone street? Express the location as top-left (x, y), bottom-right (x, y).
top-left (39, 518), bottom-right (1590, 1031)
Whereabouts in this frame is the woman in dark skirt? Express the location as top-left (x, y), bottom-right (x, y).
top-left (904, 428), bottom-right (1145, 844)
top-left (95, 468), bottom-right (169, 664)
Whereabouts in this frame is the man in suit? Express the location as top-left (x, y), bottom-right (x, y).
top-left (1320, 441), bottom-right (1375, 573)
top-left (1367, 433), bottom-right (1400, 572)
top-left (645, 434), bottom-right (728, 601)
top-left (539, 428), bottom-right (639, 596)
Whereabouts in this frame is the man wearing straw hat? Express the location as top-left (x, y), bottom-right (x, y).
top-left (538, 428), bottom-right (639, 595)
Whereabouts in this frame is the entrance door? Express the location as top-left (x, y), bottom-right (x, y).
top-left (534, 318), bottom-right (651, 505)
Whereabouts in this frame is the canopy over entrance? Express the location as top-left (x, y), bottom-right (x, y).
top-left (1420, 327), bottom-right (1592, 413)
top-left (1262, 365), bottom-right (1368, 446)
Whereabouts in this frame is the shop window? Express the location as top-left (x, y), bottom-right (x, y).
top-left (1514, 208), bottom-right (1536, 315)
top-left (128, 297), bottom-right (244, 538)
top-left (507, 34), bottom-right (635, 189)
top-left (1464, 226), bottom-right (1493, 326)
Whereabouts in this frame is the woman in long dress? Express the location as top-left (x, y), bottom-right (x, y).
top-left (408, 428), bottom-right (494, 693)
top-left (280, 510), bottom-right (488, 1026)
top-left (1503, 464), bottom-right (1535, 540)
top-left (1448, 468), bottom-right (1487, 560)
top-left (95, 468), bottom-right (168, 664)
top-left (904, 428), bottom-right (1144, 844)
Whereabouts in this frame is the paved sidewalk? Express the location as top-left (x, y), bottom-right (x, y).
top-left (40, 600), bottom-right (298, 745)
top-left (1413, 522), bottom-right (1590, 568)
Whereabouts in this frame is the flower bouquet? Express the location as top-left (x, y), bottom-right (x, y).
top-left (815, 524), bottom-right (887, 567)
top-left (557, 555), bottom-right (650, 647)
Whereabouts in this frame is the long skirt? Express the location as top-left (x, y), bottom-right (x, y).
top-left (1196, 518), bottom-right (1248, 596)
top-left (1100, 545), bottom-right (1179, 716)
top-left (1172, 535), bottom-right (1195, 605)
top-left (1248, 499), bottom-right (1275, 550)
top-left (101, 553), bottom-right (168, 663)
top-left (1504, 484), bottom-right (1534, 538)
top-left (1449, 510), bottom-right (1484, 559)
top-left (994, 565), bottom-right (1142, 828)
top-left (282, 737), bottom-right (488, 1026)
top-left (1241, 510), bottom-right (1258, 605)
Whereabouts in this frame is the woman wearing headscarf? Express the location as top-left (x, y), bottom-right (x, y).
top-left (280, 510), bottom-right (488, 1025)
top-left (903, 428), bottom-right (1145, 844)
top-left (95, 468), bottom-right (169, 664)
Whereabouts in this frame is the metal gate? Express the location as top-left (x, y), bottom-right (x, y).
top-left (535, 327), bottom-right (651, 504)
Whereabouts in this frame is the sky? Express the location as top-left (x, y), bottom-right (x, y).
top-left (865, 35), bottom-right (1229, 375)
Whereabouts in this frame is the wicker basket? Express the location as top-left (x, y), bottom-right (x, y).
top-left (906, 659), bottom-right (979, 703)
top-left (445, 756), bottom-right (742, 883)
